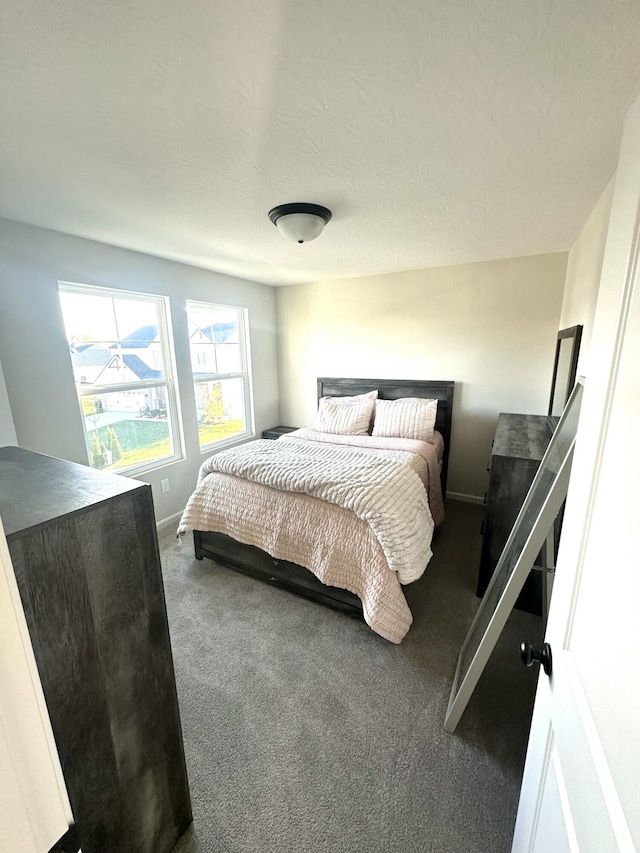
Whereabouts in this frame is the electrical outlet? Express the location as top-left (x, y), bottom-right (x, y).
top-left (161, 479), bottom-right (170, 494)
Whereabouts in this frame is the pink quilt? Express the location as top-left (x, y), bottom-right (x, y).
top-left (178, 432), bottom-right (445, 643)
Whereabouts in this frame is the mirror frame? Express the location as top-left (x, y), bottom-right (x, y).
top-left (548, 324), bottom-right (582, 428)
top-left (445, 379), bottom-right (585, 733)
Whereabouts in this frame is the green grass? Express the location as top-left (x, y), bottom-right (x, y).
top-left (87, 417), bottom-right (246, 471)
top-left (198, 419), bottom-right (244, 448)
top-left (89, 419), bottom-right (169, 451)
top-left (107, 437), bottom-right (172, 470)
top-left (88, 418), bottom-right (172, 471)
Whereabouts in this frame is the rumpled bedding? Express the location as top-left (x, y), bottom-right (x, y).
top-left (177, 431), bottom-right (445, 643)
top-left (280, 428), bottom-right (445, 526)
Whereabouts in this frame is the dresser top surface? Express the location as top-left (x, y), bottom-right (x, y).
top-left (0, 446), bottom-right (144, 538)
top-left (493, 413), bottom-right (552, 460)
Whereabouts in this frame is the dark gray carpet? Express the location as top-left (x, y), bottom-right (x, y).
top-left (160, 500), bottom-right (542, 853)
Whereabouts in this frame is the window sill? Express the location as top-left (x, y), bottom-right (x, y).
top-left (199, 431), bottom-right (255, 456)
top-left (96, 450), bottom-right (184, 479)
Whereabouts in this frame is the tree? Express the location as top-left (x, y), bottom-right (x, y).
top-left (90, 432), bottom-right (107, 468)
top-left (107, 426), bottom-right (124, 462)
top-left (203, 383), bottom-right (225, 425)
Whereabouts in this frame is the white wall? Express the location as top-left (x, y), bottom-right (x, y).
top-left (0, 359), bottom-right (17, 446)
top-left (276, 252), bottom-right (567, 499)
top-left (559, 175), bottom-right (616, 376)
top-left (0, 218), bottom-right (279, 521)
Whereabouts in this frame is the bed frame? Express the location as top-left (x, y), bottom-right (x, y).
top-left (193, 378), bottom-right (455, 616)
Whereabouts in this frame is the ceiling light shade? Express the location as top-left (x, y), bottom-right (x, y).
top-left (268, 203), bottom-right (332, 243)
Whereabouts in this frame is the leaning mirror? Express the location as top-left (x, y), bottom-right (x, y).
top-left (548, 325), bottom-right (582, 428)
top-left (444, 379), bottom-right (584, 733)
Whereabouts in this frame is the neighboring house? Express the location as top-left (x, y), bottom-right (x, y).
top-left (189, 322), bottom-right (237, 371)
top-left (72, 322), bottom-right (237, 422)
top-left (110, 324), bottom-right (163, 373)
top-left (69, 347), bottom-right (114, 385)
top-left (70, 328), bottom-right (165, 416)
top-left (119, 353), bottom-right (163, 383)
top-left (72, 350), bottom-right (161, 388)
top-left (189, 321), bottom-right (243, 422)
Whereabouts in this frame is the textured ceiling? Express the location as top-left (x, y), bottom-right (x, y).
top-left (1, 1), bottom-right (640, 286)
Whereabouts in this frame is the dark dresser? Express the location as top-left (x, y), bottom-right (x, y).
top-left (478, 414), bottom-right (552, 616)
top-left (262, 425), bottom-right (297, 439)
top-left (0, 446), bottom-right (192, 853)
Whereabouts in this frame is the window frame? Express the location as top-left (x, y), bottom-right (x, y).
top-left (59, 281), bottom-right (184, 476)
top-left (186, 299), bottom-right (254, 453)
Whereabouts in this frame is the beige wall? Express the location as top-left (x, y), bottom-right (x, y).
top-left (0, 218), bottom-right (279, 522)
top-left (276, 252), bottom-right (567, 499)
top-left (559, 176), bottom-right (615, 377)
top-left (0, 196), bottom-right (611, 513)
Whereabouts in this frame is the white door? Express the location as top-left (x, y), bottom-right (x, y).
top-left (0, 516), bottom-right (74, 853)
top-left (511, 93), bottom-right (640, 849)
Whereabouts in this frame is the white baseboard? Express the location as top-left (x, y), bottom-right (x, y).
top-left (446, 491), bottom-right (485, 505)
top-left (156, 510), bottom-right (184, 531)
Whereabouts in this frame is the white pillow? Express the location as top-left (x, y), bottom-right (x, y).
top-left (372, 397), bottom-right (438, 442)
top-left (330, 390), bottom-right (378, 403)
top-left (315, 396), bottom-right (375, 436)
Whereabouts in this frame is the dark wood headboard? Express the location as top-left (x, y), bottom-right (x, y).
top-left (317, 377), bottom-right (455, 494)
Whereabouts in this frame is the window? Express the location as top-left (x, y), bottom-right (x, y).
top-left (59, 283), bottom-right (182, 474)
top-left (186, 300), bottom-right (253, 450)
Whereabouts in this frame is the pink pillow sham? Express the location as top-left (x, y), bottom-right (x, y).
top-left (315, 395), bottom-right (376, 436)
top-left (372, 397), bottom-right (438, 442)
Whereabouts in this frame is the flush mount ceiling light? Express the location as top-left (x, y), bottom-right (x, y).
top-left (268, 203), bottom-right (332, 243)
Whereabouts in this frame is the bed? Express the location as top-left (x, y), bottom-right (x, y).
top-left (178, 377), bottom-right (454, 642)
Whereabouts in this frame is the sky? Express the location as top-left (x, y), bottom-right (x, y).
top-left (58, 288), bottom-right (238, 344)
top-left (59, 289), bottom-right (158, 343)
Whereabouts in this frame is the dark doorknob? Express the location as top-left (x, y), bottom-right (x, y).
top-left (520, 641), bottom-right (553, 676)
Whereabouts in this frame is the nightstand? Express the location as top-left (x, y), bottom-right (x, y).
top-left (262, 425), bottom-right (297, 440)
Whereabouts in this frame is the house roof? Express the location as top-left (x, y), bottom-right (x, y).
top-left (199, 323), bottom-right (236, 344)
top-left (113, 325), bottom-right (158, 349)
top-left (70, 347), bottom-right (162, 381)
top-left (71, 348), bottom-right (112, 367)
top-left (122, 354), bottom-right (162, 380)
